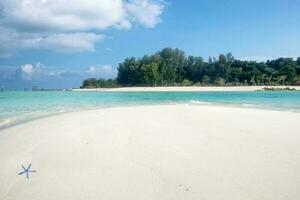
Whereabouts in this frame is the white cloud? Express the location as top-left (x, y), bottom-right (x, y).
top-left (13, 63), bottom-right (117, 81)
top-left (0, 0), bottom-right (165, 57)
top-left (1, 0), bottom-right (126, 32)
top-left (125, 0), bottom-right (164, 28)
top-left (23, 32), bottom-right (104, 52)
top-left (14, 62), bottom-right (80, 81)
top-left (1, 62), bottom-right (119, 89)
top-left (20, 64), bottom-right (34, 74)
top-left (16, 63), bottom-right (43, 80)
top-left (0, 28), bottom-right (104, 55)
top-left (87, 65), bottom-right (117, 78)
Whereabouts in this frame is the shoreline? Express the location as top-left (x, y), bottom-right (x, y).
top-left (72, 86), bottom-right (300, 92)
top-left (1, 104), bottom-right (300, 200)
top-left (1, 101), bottom-right (300, 131)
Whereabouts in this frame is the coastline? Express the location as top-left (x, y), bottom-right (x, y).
top-left (72, 86), bottom-right (300, 92)
top-left (1, 100), bottom-right (300, 131)
top-left (1, 104), bottom-right (300, 200)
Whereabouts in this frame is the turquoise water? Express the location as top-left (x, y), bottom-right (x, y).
top-left (1, 91), bottom-right (300, 128)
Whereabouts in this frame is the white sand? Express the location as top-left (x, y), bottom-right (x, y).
top-left (73, 86), bottom-right (300, 92)
top-left (0, 105), bottom-right (300, 200)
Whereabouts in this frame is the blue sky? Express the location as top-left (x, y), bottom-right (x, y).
top-left (0, 0), bottom-right (300, 89)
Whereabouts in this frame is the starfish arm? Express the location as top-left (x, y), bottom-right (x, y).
top-left (21, 165), bottom-right (27, 170)
top-left (18, 171), bottom-right (26, 175)
top-left (26, 164), bottom-right (32, 170)
top-left (26, 172), bottom-right (29, 179)
top-left (28, 170), bottom-right (36, 172)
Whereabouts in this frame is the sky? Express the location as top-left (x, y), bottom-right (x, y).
top-left (0, 0), bottom-right (300, 89)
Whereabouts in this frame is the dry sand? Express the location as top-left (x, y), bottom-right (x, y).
top-left (0, 105), bottom-right (300, 200)
top-left (73, 86), bottom-right (300, 92)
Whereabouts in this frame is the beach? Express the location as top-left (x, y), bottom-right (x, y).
top-left (1, 0), bottom-right (300, 199)
top-left (73, 86), bottom-right (300, 92)
top-left (0, 104), bottom-right (300, 200)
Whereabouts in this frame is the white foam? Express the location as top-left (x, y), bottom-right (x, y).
top-left (0, 118), bottom-right (11, 127)
top-left (241, 103), bottom-right (255, 107)
top-left (189, 100), bottom-right (212, 105)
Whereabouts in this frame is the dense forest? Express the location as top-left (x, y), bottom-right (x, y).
top-left (81, 48), bottom-right (300, 88)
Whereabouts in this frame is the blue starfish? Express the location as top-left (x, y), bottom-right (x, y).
top-left (18, 164), bottom-right (36, 179)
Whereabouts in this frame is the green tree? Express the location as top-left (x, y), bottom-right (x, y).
top-left (202, 75), bottom-right (210, 85)
top-left (82, 48), bottom-right (299, 88)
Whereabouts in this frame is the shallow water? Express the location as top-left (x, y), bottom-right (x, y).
top-left (1, 91), bottom-right (300, 128)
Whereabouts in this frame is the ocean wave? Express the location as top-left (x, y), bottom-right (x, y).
top-left (0, 118), bottom-right (11, 127)
top-left (241, 103), bottom-right (255, 107)
top-left (189, 100), bottom-right (212, 105)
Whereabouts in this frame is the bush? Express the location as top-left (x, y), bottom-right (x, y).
top-left (214, 78), bottom-right (226, 86)
top-left (182, 79), bottom-right (192, 86)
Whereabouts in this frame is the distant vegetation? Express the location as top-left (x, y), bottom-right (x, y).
top-left (81, 78), bottom-right (118, 88)
top-left (81, 48), bottom-right (300, 88)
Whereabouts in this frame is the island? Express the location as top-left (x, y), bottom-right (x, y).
top-left (80, 48), bottom-right (300, 89)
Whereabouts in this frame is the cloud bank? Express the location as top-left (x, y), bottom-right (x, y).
top-left (0, 63), bottom-right (118, 89)
top-left (0, 0), bottom-right (165, 57)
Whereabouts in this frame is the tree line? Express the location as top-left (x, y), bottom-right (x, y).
top-left (81, 48), bottom-right (300, 88)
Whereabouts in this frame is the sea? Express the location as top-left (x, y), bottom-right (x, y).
top-left (1, 91), bottom-right (300, 128)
